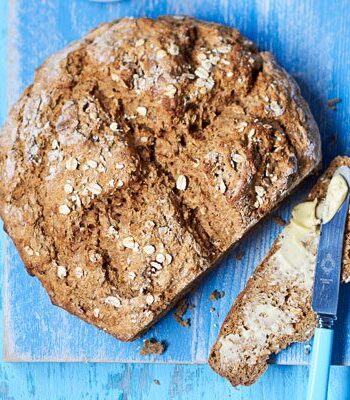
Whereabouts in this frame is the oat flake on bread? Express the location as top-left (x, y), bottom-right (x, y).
top-left (0, 16), bottom-right (321, 341)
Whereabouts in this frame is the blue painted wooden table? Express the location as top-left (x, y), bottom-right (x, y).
top-left (1, 0), bottom-right (350, 398)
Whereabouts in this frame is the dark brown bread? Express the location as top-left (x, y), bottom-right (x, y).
top-left (209, 156), bottom-right (350, 386)
top-left (0, 17), bottom-right (320, 341)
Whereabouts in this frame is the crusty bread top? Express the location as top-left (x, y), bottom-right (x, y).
top-left (209, 156), bottom-right (350, 387)
top-left (0, 16), bottom-right (321, 341)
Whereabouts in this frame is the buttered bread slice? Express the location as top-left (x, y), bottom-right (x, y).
top-left (209, 156), bottom-right (350, 386)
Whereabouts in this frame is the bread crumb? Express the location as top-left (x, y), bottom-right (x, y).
top-left (153, 379), bottom-right (161, 385)
top-left (326, 98), bottom-right (341, 110)
top-left (174, 299), bottom-right (193, 327)
top-left (272, 215), bottom-right (286, 226)
top-left (209, 290), bottom-right (225, 301)
top-left (304, 344), bottom-right (312, 355)
top-left (140, 339), bottom-right (166, 356)
top-left (234, 248), bottom-right (245, 261)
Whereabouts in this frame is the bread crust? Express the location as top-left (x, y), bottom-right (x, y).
top-left (209, 156), bottom-right (350, 386)
top-left (0, 16), bottom-right (321, 341)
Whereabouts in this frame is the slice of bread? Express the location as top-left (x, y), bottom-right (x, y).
top-left (209, 156), bottom-right (350, 386)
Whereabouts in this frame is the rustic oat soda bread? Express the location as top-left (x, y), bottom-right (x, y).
top-left (209, 156), bottom-right (350, 386)
top-left (0, 17), bottom-right (321, 341)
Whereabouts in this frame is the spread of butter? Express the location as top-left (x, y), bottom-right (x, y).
top-left (273, 198), bottom-right (320, 289)
top-left (320, 174), bottom-right (348, 223)
top-left (218, 172), bottom-right (348, 368)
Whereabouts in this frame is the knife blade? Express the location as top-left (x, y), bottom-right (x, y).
top-left (312, 165), bottom-right (350, 321)
top-left (307, 166), bottom-right (350, 400)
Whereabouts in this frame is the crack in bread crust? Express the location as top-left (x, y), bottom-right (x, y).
top-left (0, 17), bottom-right (321, 341)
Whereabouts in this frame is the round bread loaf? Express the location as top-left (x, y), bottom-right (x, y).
top-left (0, 16), bottom-right (321, 340)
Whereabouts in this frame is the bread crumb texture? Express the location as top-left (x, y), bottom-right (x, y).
top-left (0, 17), bottom-right (320, 341)
top-left (209, 157), bottom-right (350, 387)
top-left (140, 338), bottom-right (166, 356)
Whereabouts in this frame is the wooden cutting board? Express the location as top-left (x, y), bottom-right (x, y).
top-left (2, 0), bottom-right (350, 364)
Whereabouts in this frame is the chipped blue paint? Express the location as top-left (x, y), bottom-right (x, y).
top-left (1, 0), bottom-right (350, 398)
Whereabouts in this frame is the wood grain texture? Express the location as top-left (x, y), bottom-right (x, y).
top-left (2, 0), bottom-right (350, 371)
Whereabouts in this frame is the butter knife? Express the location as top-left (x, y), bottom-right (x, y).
top-left (307, 166), bottom-right (350, 400)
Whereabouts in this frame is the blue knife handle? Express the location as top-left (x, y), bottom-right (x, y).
top-left (306, 327), bottom-right (334, 400)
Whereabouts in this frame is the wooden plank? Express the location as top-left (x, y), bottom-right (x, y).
top-left (1, 361), bottom-right (350, 400)
top-left (2, 0), bottom-right (350, 365)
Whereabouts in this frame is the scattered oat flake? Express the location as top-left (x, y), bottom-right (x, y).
top-left (104, 296), bottom-right (121, 308)
top-left (150, 261), bottom-right (163, 270)
top-left (219, 179), bottom-right (226, 194)
top-left (195, 66), bottom-right (209, 80)
top-left (201, 59), bottom-right (212, 71)
top-left (72, 194), bottom-right (81, 208)
top-left (176, 175), bottom-right (187, 191)
top-left (248, 128), bottom-right (256, 138)
top-left (209, 289), bottom-right (225, 301)
top-left (86, 182), bottom-right (102, 195)
top-left (110, 122), bottom-right (119, 132)
top-left (270, 101), bottom-right (284, 117)
top-left (255, 185), bottom-right (266, 197)
top-left (140, 339), bottom-right (166, 356)
top-left (136, 106), bottom-right (147, 116)
top-left (65, 157), bottom-right (78, 171)
top-left (108, 179), bottom-right (115, 187)
top-left (146, 294), bottom-right (155, 305)
top-left (59, 204), bottom-right (71, 215)
top-left (128, 271), bottom-right (136, 280)
top-left (155, 253), bottom-right (165, 264)
top-left (231, 153), bottom-right (244, 163)
top-left (89, 252), bottom-right (101, 263)
top-left (87, 159), bottom-right (98, 168)
top-left (116, 163), bottom-right (125, 170)
top-left (168, 43), bottom-right (179, 55)
top-left (97, 163), bottom-right (106, 173)
top-left (117, 179), bottom-right (124, 188)
top-left (156, 49), bottom-right (167, 59)
top-left (226, 71), bottom-right (233, 78)
top-left (217, 45), bottom-right (231, 53)
top-left (93, 308), bottom-right (100, 318)
top-left (122, 236), bottom-right (135, 249)
top-left (75, 267), bottom-right (84, 278)
top-left (164, 84), bottom-right (177, 97)
top-left (195, 78), bottom-right (207, 88)
top-left (183, 72), bottom-right (195, 80)
top-left (158, 226), bottom-right (168, 235)
top-left (206, 77), bottom-right (215, 89)
top-left (24, 246), bottom-right (34, 256)
top-left (143, 245), bottom-right (156, 255)
top-left (135, 38), bottom-right (145, 47)
top-left (165, 253), bottom-right (173, 265)
top-left (145, 220), bottom-right (155, 229)
top-left (57, 265), bottom-right (67, 279)
top-left (51, 139), bottom-right (59, 150)
top-left (236, 121), bottom-right (248, 132)
top-left (108, 226), bottom-right (119, 237)
top-left (64, 183), bottom-right (73, 194)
